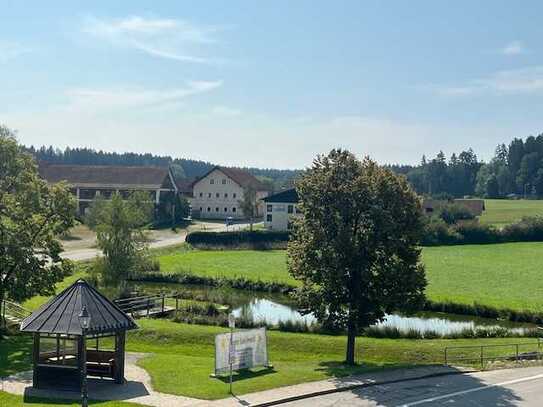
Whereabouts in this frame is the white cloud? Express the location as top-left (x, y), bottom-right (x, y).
top-left (501, 41), bottom-right (526, 56)
top-left (0, 40), bottom-right (30, 63)
top-left (63, 80), bottom-right (222, 111)
top-left (82, 15), bottom-right (225, 64)
top-left (426, 66), bottom-right (543, 97)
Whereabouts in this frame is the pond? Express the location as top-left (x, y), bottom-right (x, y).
top-left (121, 281), bottom-right (536, 337)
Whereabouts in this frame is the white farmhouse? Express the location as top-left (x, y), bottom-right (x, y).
top-left (262, 188), bottom-right (301, 231)
top-left (190, 166), bottom-right (269, 220)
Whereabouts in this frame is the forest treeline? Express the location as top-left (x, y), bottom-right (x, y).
top-left (26, 145), bottom-right (299, 191)
top-left (27, 133), bottom-right (543, 198)
top-left (387, 134), bottom-right (543, 198)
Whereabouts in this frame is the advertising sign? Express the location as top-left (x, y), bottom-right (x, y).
top-left (214, 328), bottom-right (269, 375)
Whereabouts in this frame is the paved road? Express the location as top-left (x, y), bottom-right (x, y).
top-left (61, 221), bottom-right (253, 261)
top-left (282, 366), bottom-right (543, 407)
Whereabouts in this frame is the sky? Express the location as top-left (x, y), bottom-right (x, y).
top-left (1, 1), bottom-right (543, 169)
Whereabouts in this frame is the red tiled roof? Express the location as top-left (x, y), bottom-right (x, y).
top-left (193, 166), bottom-right (268, 191)
top-left (38, 162), bottom-right (172, 189)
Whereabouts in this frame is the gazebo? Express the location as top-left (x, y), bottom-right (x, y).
top-left (20, 279), bottom-right (138, 391)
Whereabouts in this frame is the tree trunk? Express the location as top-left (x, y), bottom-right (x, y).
top-left (345, 320), bottom-right (357, 365)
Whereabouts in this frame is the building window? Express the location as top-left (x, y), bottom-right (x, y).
top-left (288, 205), bottom-right (294, 214)
top-left (216, 193), bottom-right (220, 198)
top-left (233, 193), bottom-right (237, 199)
top-left (266, 214), bottom-right (272, 222)
top-left (224, 193), bottom-right (228, 198)
top-left (224, 207), bottom-right (228, 212)
top-left (287, 221), bottom-right (293, 230)
top-left (210, 179), bottom-right (215, 184)
top-left (222, 179), bottom-right (227, 185)
top-left (267, 204), bottom-right (273, 212)
top-left (199, 207), bottom-right (202, 212)
top-left (199, 192), bottom-right (203, 198)
top-left (232, 207), bottom-right (236, 213)
top-left (207, 207), bottom-right (211, 212)
top-left (215, 207), bottom-right (219, 212)
top-left (295, 206), bottom-right (302, 214)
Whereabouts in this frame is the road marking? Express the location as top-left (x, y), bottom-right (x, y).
top-left (398, 373), bottom-right (543, 406)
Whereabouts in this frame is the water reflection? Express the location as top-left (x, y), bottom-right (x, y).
top-left (120, 281), bottom-right (535, 335)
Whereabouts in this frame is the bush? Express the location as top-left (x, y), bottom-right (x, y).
top-left (501, 216), bottom-right (543, 242)
top-left (422, 217), bottom-right (461, 245)
top-left (185, 231), bottom-right (289, 249)
top-left (453, 221), bottom-right (499, 244)
top-left (438, 203), bottom-right (476, 225)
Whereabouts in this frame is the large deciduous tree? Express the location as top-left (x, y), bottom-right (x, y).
top-left (0, 126), bottom-right (76, 303)
top-left (288, 149), bottom-right (426, 365)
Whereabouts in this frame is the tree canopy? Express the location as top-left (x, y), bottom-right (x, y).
top-left (86, 192), bottom-right (154, 287)
top-left (0, 127), bottom-right (76, 303)
top-left (288, 149), bottom-right (426, 365)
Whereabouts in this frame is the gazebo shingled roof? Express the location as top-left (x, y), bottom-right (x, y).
top-left (20, 279), bottom-right (138, 336)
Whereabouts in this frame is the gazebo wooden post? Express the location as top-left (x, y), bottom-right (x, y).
top-left (32, 333), bottom-right (40, 388)
top-left (114, 331), bottom-right (126, 384)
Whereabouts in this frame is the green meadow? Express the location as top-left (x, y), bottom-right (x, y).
top-left (479, 199), bottom-right (543, 227)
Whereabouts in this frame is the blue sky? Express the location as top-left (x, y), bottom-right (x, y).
top-left (1, 1), bottom-right (543, 168)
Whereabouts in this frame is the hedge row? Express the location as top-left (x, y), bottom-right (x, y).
top-left (130, 271), bottom-right (294, 294)
top-left (187, 216), bottom-right (543, 248)
top-left (185, 230), bottom-right (290, 248)
top-left (423, 216), bottom-right (543, 246)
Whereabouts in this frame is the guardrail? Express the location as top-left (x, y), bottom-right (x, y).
top-left (444, 340), bottom-right (543, 369)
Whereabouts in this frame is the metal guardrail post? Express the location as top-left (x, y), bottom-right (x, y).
top-left (516, 344), bottom-right (519, 362)
top-left (147, 298), bottom-right (150, 317)
top-left (444, 348), bottom-right (448, 365)
top-left (480, 346), bottom-right (484, 369)
top-left (162, 296), bottom-right (165, 313)
top-left (538, 338), bottom-right (541, 360)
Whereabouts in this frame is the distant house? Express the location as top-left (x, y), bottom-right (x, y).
top-left (422, 198), bottom-right (485, 216)
top-left (263, 188), bottom-right (301, 231)
top-left (189, 166), bottom-right (269, 220)
top-left (38, 163), bottom-right (177, 216)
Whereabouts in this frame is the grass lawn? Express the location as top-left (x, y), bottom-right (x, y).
top-left (119, 320), bottom-right (540, 399)
top-left (2, 317), bottom-right (538, 400)
top-left (22, 268), bottom-right (89, 311)
top-left (480, 199), bottom-right (543, 227)
top-left (159, 247), bottom-right (298, 286)
top-left (422, 242), bottom-right (543, 311)
top-left (0, 392), bottom-right (143, 407)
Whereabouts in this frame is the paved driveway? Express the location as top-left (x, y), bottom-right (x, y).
top-left (282, 366), bottom-right (543, 407)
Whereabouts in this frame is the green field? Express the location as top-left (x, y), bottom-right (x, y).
top-left (480, 199), bottom-right (543, 226)
top-left (159, 247), bottom-right (298, 286)
top-left (159, 243), bottom-right (543, 312)
top-left (1, 320), bottom-right (537, 401)
top-left (422, 242), bottom-right (543, 311)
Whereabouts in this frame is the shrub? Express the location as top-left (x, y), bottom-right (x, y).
top-left (185, 231), bottom-right (289, 248)
top-left (438, 203), bottom-right (476, 225)
top-left (453, 221), bottom-right (499, 244)
top-left (422, 217), bottom-right (461, 245)
top-left (501, 216), bottom-right (543, 242)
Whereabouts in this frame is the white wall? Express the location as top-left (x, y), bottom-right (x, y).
top-left (263, 201), bottom-right (301, 231)
top-left (190, 169), bottom-right (270, 220)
